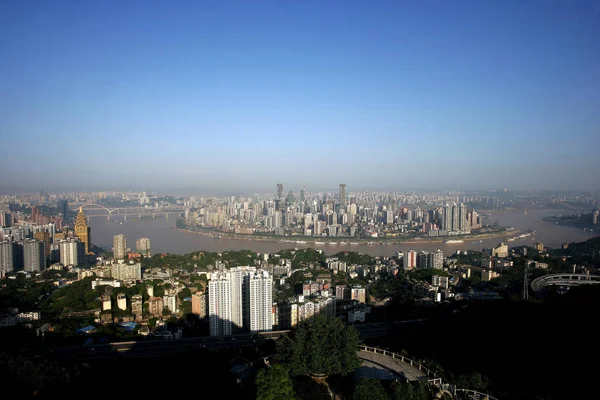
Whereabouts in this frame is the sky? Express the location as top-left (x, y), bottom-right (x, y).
top-left (1, 0), bottom-right (599, 195)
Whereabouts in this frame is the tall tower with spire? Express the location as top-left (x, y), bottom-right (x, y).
top-left (74, 207), bottom-right (91, 254)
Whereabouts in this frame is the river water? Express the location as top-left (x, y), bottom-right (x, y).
top-left (86, 209), bottom-right (598, 257)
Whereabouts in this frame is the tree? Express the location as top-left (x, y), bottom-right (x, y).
top-left (353, 378), bottom-right (387, 400)
top-left (255, 364), bottom-right (296, 400)
top-left (275, 314), bottom-right (362, 377)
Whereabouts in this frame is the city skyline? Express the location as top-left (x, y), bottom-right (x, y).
top-left (1, 1), bottom-right (599, 192)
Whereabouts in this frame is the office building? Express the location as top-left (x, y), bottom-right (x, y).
top-left (74, 208), bottom-right (91, 254)
top-left (277, 183), bottom-right (283, 200)
top-left (58, 200), bottom-right (69, 220)
top-left (339, 184), bottom-right (347, 209)
top-left (113, 234), bottom-right (126, 260)
top-left (135, 237), bottom-right (151, 257)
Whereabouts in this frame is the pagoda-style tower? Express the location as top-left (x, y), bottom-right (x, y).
top-left (74, 207), bottom-right (91, 254)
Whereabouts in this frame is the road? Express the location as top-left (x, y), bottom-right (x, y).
top-left (51, 323), bottom-right (389, 361)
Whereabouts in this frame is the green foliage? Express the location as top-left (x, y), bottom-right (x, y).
top-left (409, 268), bottom-right (449, 281)
top-left (255, 364), bottom-right (296, 400)
top-left (334, 252), bottom-right (375, 266)
top-left (275, 315), bottom-right (362, 377)
top-left (179, 300), bottom-right (192, 315)
top-left (291, 376), bottom-right (331, 400)
top-left (454, 371), bottom-right (491, 393)
top-left (390, 380), bottom-right (432, 400)
top-left (368, 274), bottom-right (407, 301)
top-left (353, 378), bottom-right (387, 400)
top-left (288, 248), bottom-right (326, 269)
top-left (0, 353), bottom-right (70, 396)
top-left (178, 287), bottom-right (192, 301)
top-left (48, 277), bottom-right (100, 312)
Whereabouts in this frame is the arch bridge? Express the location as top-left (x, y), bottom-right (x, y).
top-left (530, 273), bottom-right (600, 293)
top-left (72, 203), bottom-right (120, 215)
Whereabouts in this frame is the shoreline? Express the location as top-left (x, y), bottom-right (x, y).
top-left (169, 227), bottom-right (521, 246)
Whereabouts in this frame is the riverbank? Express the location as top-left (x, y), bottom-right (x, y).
top-left (170, 227), bottom-right (520, 247)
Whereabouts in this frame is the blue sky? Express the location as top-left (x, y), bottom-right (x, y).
top-left (1, 0), bottom-right (599, 194)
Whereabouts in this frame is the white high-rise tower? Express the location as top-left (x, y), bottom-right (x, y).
top-left (246, 270), bottom-right (273, 333)
top-left (208, 271), bottom-right (232, 336)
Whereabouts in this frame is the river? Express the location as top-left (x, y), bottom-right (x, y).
top-left (85, 209), bottom-right (598, 257)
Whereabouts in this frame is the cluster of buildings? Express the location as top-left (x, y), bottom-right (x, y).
top-left (0, 207), bottom-right (91, 277)
top-left (182, 184), bottom-right (484, 239)
top-left (0, 208), bottom-right (152, 278)
top-left (0, 308), bottom-right (41, 328)
top-left (195, 262), bottom-right (370, 336)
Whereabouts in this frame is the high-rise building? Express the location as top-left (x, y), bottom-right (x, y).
top-left (208, 271), bottom-right (233, 336)
top-left (31, 206), bottom-right (40, 224)
top-left (34, 231), bottom-right (50, 259)
top-left (135, 237), bottom-right (151, 257)
top-left (451, 203), bottom-right (460, 232)
top-left (404, 250), bottom-right (417, 269)
top-left (58, 199), bottom-right (69, 220)
top-left (428, 249), bottom-right (444, 269)
top-left (110, 261), bottom-right (142, 281)
top-left (192, 291), bottom-right (207, 318)
top-left (458, 203), bottom-right (469, 231)
top-left (246, 270), bottom-right (273, 332)
top-left (74, 208), bottom-right (91, 254)
top-left (113, 234), bottom-right (126, 260)
top-left (22, 239), bottom-right (45, 272)
top-left (59, 238), bottom-right (84, 267)
top-left (350, 287), bottom-right (366, 304)
top-left (339, 184), bottom-right (347, 209)
top-left (442, 205), bottom-right (452, 231)
top-left (277, 183), bottom-right (283, 200)
top-left (299, 188), bottom-right (306, 202)
top-left (0, 241), bottom-right (16, 277)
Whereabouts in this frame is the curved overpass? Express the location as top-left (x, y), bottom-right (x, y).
top-left (531, 273), bottom-right (600, 292)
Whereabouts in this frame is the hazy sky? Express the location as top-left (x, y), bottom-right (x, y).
top-left (1, 0), bottom-right (599, 195)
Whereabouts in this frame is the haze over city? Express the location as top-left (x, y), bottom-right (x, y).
top-left (1, 0), bottom-right (599, 194)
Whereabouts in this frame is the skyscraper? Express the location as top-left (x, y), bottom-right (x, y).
top-left (208, 266), bottom-right (272, 336)
top-left (0, 241), bottom-right (15, 278)
top-left (458, 203), bottom-right (469, 231)
top-left (208, 271), bottom-right (232, 336)
top-left (277, 183), bottom-right (283, 199)
top-left (58, 199), bottom-right (69, 220)
top-left (59, 238), bottom-right (84, 267)
top-left (113, 234), bottom-right (126, 260)
top-left (74, 207), bottom-right (91, 254)
top-left (22, 239), bottom-right (45, 272)
top-left (136, 237), bottom-right (151, 257)
top-left (339, 184), bottom-right (347, 209)
top-left (246, 270), bottom-right (273, 332)
top-left (299, 187), bottom-right (306, 202)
